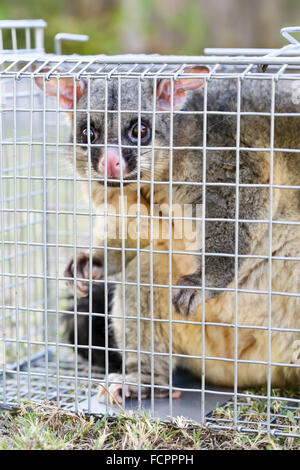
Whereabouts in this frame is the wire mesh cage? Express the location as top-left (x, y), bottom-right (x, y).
top-left (0, 20), bottom-right (299, 438)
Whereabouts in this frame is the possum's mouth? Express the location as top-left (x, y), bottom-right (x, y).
top-left (96, 170), bottom-right (141, 187)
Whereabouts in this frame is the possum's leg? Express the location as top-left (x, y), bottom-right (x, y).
top-left (172, 260), bottom-right (234, 318)
top-left (98, 250), bottom-right (181, 403)
top-left (172, 218), bottom-right (248, 316)
top-left (64, 252), bottom-right (103, 298)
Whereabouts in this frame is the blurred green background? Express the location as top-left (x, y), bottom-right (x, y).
top-left (1, 0), bottom-right (300, 55)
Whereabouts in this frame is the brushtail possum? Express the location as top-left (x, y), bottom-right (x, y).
top-left (36, 66), bottom-right (300, 402)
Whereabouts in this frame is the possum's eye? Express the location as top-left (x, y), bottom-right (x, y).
top-left (81, 127), bottom-right (96, 144)
top-left (128, 122), bottom-right (150, 143)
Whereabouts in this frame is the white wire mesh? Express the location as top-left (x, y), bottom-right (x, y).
top-left (0, 51), bottom-right (299, 438)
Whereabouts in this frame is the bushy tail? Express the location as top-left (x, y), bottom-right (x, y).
top-left (64, 283), bottom-right (121, 372)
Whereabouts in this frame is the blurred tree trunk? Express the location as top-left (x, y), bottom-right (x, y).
top-left (69, 0), bottom-right (117, 20)
top-left (119, 0), bottom-right (148, 53)
top-left (119, 0), bottom-right (183, 53)
top-left (152, 0), bottom-right (183, 52)
top-left (202, 0), bottom-right (283, 48)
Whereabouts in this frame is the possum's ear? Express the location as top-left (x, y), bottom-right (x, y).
top-left (35, 71), bottom-right (86, 109)
top-left (156, 65), bottom-right (210, 111)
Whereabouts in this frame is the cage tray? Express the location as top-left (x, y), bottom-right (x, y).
top-left (0, 350), bottom-right (232, 420)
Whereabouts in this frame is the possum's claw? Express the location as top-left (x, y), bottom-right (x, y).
top-left (173, 274), bottom-right (202, 317)
top-left (98, 382), bottom-right (132, 405)
top-left (64, 252), bottom-right (103, 297)
top-left (97, 375), bottom-right (182, 405)
top-left (97, 380), bottom-right (147, 405)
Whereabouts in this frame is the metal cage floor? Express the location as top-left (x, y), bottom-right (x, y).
top-left (1, 349), bottom-right (299, 438)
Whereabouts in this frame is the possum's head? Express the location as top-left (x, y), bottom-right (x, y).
top-left (35, 66), bottom-right (209, 186)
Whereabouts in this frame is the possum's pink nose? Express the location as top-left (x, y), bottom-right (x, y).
top-left (99, 148), bottom-right (126, 179)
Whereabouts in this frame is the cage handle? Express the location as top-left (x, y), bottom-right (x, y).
top-left (263, 26), bottom-right (300, 58)
top-left (256, 26), bottom-right (300, 72)
top-left (280, 26), bottom-right (300, 45)
top-left (54, 33), bottom-right (89, 55)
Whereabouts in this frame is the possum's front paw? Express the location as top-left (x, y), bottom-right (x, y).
top-left (172, 274), bottom-right (202, 317)
top-left (64, 252), bottom-right (103, 298)
top-left (97, 373), bottom-right (181, 405)
top-left (97, 373), bottom-right (148, 405)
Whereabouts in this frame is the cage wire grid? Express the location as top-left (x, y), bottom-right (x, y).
top-left (0, 21), bottom-right (299, 438)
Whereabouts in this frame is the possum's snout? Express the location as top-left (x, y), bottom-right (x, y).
top-left (99, 147), bottom-right (127, 179)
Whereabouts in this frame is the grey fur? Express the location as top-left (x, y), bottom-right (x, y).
top-left (64, 73), bottom-right (300, 394)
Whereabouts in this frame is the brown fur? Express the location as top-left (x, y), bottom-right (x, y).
top-left (86, 167), bottom-right (300, 392)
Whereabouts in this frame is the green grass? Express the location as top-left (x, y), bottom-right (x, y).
top-left (0, 400), bottom-right (299, 450)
